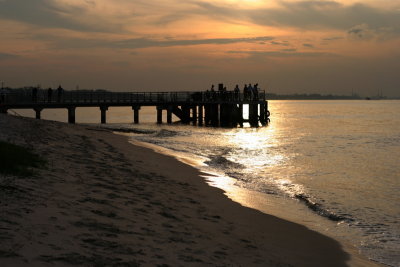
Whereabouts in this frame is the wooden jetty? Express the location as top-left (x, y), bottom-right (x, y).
top-left (0, 85), bottom-right (270, 127)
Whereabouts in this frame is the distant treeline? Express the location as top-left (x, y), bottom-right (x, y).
top-left (265, 93), bottom-right (362, 100)
top-left (265, 93), bottom-right (399, 100)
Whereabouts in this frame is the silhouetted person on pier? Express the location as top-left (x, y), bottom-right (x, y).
top-left (210, 84), bottom-right (216, 101)
top-left (234, 84), bottom-right (240, 100)
top-left (47, 87), bottom-right (53, 102)
top-left (254, 83), bottom-right (259, 100)
top-left (243, 84), bottom-right (248, 100)
top-left (248, 83), bottom-right (254, 100)
top-left (221, 86), bottom-right (227, 100)
top-left (57, 85), bottom-right (63, 102)
top-left (32, 87), bottom-right (38, 102)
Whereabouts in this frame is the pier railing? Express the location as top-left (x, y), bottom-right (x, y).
top-left (1, 90), bottom-right (266, 106)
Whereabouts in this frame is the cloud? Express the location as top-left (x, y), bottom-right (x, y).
top-left (0, 0), bottom-right (124, 32)
top-left (2, 0), bottom-right (399, 39)
top-left (227, 50), bottom-right (337, 58)
top-left (187, 1), bottom-right (400, 36)
top-left (114, 36), bottom-right (274, 49)
top-left (348, 24), bottom-right (372, 40)
top-left (347, 23), bottom-right (395, 40)
top-left (49, 36), bottom-right (275, 50)
top-left (322, 36), bottom-right (344, 41)
top-left (270, 41), bottom-right (290, 46)
top-left (0, 52), bottom-right (19, 60)
top-left (252, 1), bottom-right (400, 33)
top-left (303, 43), bottom-right (314, 48)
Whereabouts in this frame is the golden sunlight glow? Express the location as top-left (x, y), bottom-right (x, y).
top-left (0, 0), bottom-right (398, 95)
top-left (224, 123), bottom-right (285, 169)
top-left (225, 0), bottom-right (268, 8)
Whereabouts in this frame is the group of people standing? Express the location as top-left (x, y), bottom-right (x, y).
top-left (242, 83), bottom-right (259, 100)
top-left (32, 85), bottom-right (64, 103)
top-left (205, 83), bottom-right (260, 101)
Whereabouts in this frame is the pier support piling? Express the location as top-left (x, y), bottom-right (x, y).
top-left (198, 105), bottom-right (203, 126)
top-left (211, 104), bottom-right (219, 127)
top-left (260, 102), bottom-right (266, 125)
top-left (34, 108), bottom-right (42, 119)
top-left (181, 105), bottom-right (190, 124)
top-left (249, 104), bottom-right (259, 127)
top-left (167, 106), bottom-right (173, 124)
top-left (204, 105), bottom-right (211, 126)
top-left (192, 106), bottom-right (197, 125)
top-left (132, 106), bottom-right (140, 124)
top-left (220, 104), bottom-right (228, 127)
top-left (100, 106), bottom-right (108, 124)
top-left (238, 104), bottom-right (243, 127)
top-left (157, 106), bottom-right (163, 124)
top-left (68, 107), bottom-right (76, 124)
top-left (265, 102), bottom-right (270, 123)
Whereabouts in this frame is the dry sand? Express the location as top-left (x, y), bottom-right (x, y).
top-left (0, 114), bottom-right (381, 266)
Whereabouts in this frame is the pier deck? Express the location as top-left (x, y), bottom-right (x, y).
top-left (0, 89), bottom-right (270, 127)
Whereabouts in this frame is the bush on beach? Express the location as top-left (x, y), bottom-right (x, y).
top-left (0, 141), bottom-right (46, 177)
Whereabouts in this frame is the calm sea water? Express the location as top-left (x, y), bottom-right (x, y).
top-left (14, 100), bottom-right (400, 266)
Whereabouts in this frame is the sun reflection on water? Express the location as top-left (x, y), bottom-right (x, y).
top-left (222, 123), bottom-right (285, 169)
top-left (217, 122), bottom-right (305, 199)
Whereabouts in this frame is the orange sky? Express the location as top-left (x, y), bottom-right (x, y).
top-left (0, 0), bottom-right (399, 96)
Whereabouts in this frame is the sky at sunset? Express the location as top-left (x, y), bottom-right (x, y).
top-left (0, 0), bottom-right (399, 96)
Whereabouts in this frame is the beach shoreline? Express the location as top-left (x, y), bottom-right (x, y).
top-left (0, 114), bottom-right (381, 266)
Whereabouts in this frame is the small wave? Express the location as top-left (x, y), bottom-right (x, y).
top-left (205, 155), bottom-right (244, 170)
top-left (105, 127), bottom-right (156, 134)
top-left (295, 194), bottom-right (352, 222)
top-left (154, 129), bottom-right (180, 138)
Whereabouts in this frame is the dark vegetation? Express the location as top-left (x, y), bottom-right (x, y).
top-left (0, 141), bottom-right (46, 176)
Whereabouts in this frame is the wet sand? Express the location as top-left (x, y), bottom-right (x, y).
top-left (0, 114), bottom-right (381, 266)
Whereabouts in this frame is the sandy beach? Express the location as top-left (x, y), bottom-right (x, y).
top-left (0, 114), bottom-right (381, 266)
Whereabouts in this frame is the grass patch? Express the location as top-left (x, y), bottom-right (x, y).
top-left (0, 141), bottom-right (46, 177)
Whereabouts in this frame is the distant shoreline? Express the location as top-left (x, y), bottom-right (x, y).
top-left (266, 94), bottom-right (399, 100)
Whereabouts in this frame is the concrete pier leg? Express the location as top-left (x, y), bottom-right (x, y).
top-left (221, 104), bottom-right (236, 127)
top-left (239, 104), bottom-right (244, 127)
top-left (68, 107), bottom-right (76, 124)
top-left (260, 102), bottom-right (266, 125)
top-left (198, 105), bottom-right (203, 126)
top-left (204, 105), bottom-right (211, 126)
top-left (211, 104), bottom-right (219, 127)
top-left (34, 108), bottom-right (42, 119)
top-left (192, 106), bottom-right (197, 125)
top-left (157, 107), bottom-right (163, 124)
top-left (132, 106), bottom-right (140, 124)
top-left (249, 104), bottom-right (259, 127)
top-left (100, 106), bottom-right (108, 124)
top-left (182, 105), bottom-right (190, 124)
top-left (167, 106), bottom-right (172, 124)
top-left (220, 104), bottom-right (228, 127)
top-left (265, 102), bottom-right (270, 123)
top-left (231, 105), bottom-right (240, 127)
